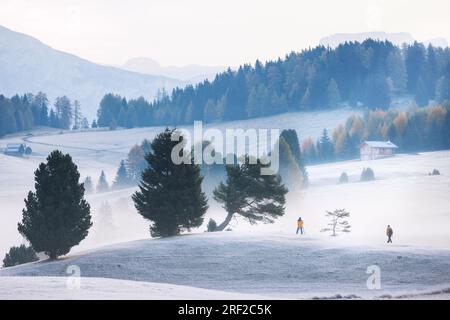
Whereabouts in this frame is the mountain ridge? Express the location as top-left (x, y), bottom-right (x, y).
top-left (120, 56), bottom-right (227, 83)
top-left (0, 25), bottom-right (184, 120)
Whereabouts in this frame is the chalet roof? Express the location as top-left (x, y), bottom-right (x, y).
top-left (363, 141), bottom-right (398, 149)
top-left (5, 143), bottom-right (24, 152)
top-left (6, 143), bottom-right (23, 148)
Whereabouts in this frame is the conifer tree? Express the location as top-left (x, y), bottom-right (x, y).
top-left (278, 137), bottom-right (304, 189)
top-left (72, 100), bottom-right (82, 130)
top-left (327, 78), bottom-right (342, 107)
top-left (213, 157), bottom-right (288, 231)
top-left (98, 201), bottom-right (115, 232)
top-left (18, 150), bottom-right (92, 259)
top-left (54, 96), bottom-right (72, 129)
top-left (81, 117), bottom-right (90, 129)
top-left (280, 129), bottom-right (308, 185)
top-left (84, 176), bottom-right (94, 194)
top-left (133, 128), bottom-right (208, 237)
top-left (318, 129), bottom-right (334, 161)
top-left (49, 109), bottom-right (58, 128)
top-left (97, 170), bottom-right (109, 193)
top-left (2, 244), bottom-right (38, 267)
top-left (206, 218), bottom-right (218, 232)
top-left (113, 160), bottom-right (132, 189)
top-left (360, 167), bottom-right (375, 181)
top-left (339, 172), bottom-right (349, 184)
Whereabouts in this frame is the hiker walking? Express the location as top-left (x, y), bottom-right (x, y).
top-left (386, 225), bottom-right (393, 243)
top-left (296, 217), bottom-right (304, 235)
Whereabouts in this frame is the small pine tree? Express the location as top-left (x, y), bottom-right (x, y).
top-left (318, 129), bottom-right (334, 162)
top-left (97, 170), bottom-right (109, 193)
top-left (97, 201), bottom-right (115, 233)
top-left (72, 100), bottom-right (82, 130)
top-left (321, 209), bottom-right (351, 236)
top-left (91, 119), bottom-right (98, 128)
top-left (339, 133), bottom-right (358, 160)
top-left (54, 96), bottom-right (73, 130)
top-left (133, 128), bottom-right (208, 237)
top-left (113, 160), bottom-right (131, 189)
top-left (339, 172), bottom-right (349, 184)
top-left (17, 150), bottom-right (92, 259)
top-left (429, 169), bottom-right (441, 176)
top-left (81, 117), bottom-right (90, 129)
top-left (49, 109), bottom-right (59, 128)
top-left (206, 218), bottom-right (218, 232)
top-left (2, 244), bottom-right (39, 267)
top-left (327, 78), bottom-right (342, 107)
top-left (126, 144), bottom-right (147, 183)
top-left (84, 176), bottom-right (94, 194)
top-left (360, 167), bottom-right (375, 181)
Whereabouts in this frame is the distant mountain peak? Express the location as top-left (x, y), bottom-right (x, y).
top-left (121, 57), bottom-right (227, 83)
top-left (123, 57), bottom-right (161, 70)
top-left (0, 25), bottom-right (183, 120)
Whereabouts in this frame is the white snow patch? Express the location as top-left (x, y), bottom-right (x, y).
top-left (1, 232), bottom-right (450, 299)
top-left (0, 276), bottom-right (270, 300)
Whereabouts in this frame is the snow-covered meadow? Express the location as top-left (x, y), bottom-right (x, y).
top-left (1, 233), bottom-right (450, 299)
top-left (1, 108), bottom-right (450, 299)
top-left (0, 276), bottom-right (269, 300)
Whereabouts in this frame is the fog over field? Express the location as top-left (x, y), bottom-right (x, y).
top-left (1, 108), bottom-right (449, 260)
top-left (1, 0), bottom-right (450, 303)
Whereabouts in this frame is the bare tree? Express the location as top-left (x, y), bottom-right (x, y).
top-left (321, 209), bottom-right (351, 236)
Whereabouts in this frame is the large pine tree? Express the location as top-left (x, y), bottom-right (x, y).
top-left (278, 136), bottom-right (305, 189)
top-left (54, 96), bottom-right (72, 130)
top-left (18, 150), bottom-right (92, 260)
top-left (280, 129), bottom-right (308, 185)
top-left (213, 157), bottom-right (288, 231)
top-left (132, 128), bottom-right (208, 237)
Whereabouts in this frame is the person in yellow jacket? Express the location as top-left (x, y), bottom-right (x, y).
top-left (296, 217), bottom-right (304, 235)
top-left (386, 225), bottom-right (393, 243)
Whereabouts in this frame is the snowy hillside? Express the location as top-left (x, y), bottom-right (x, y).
top-left (1, 107), bottom-right (449, 299)
top-left (1, 232), bottom-right (450, 299)
top-left (0, 25), bottom-right (183, 119)
top-left (1, 107), bottom-right (450, 259)
top-left (0, 276), bottom-right (268, 300)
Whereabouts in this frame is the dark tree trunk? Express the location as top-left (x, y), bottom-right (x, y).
top-left (216, 212), bottom-right (234, 231)
top-left (49, 252), bottom-right (58, 260)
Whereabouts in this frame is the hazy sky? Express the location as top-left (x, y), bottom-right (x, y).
top-left (0, 0), bottom-right (449, 67)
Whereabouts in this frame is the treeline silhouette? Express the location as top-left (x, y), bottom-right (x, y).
top-left (97, 40), bottom-right (450, 128)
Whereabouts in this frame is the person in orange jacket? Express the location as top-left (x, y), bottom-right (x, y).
top-left (296, 217), bottom-right (304, 235)
top-left (386, 225), bottom-right (393, 243)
